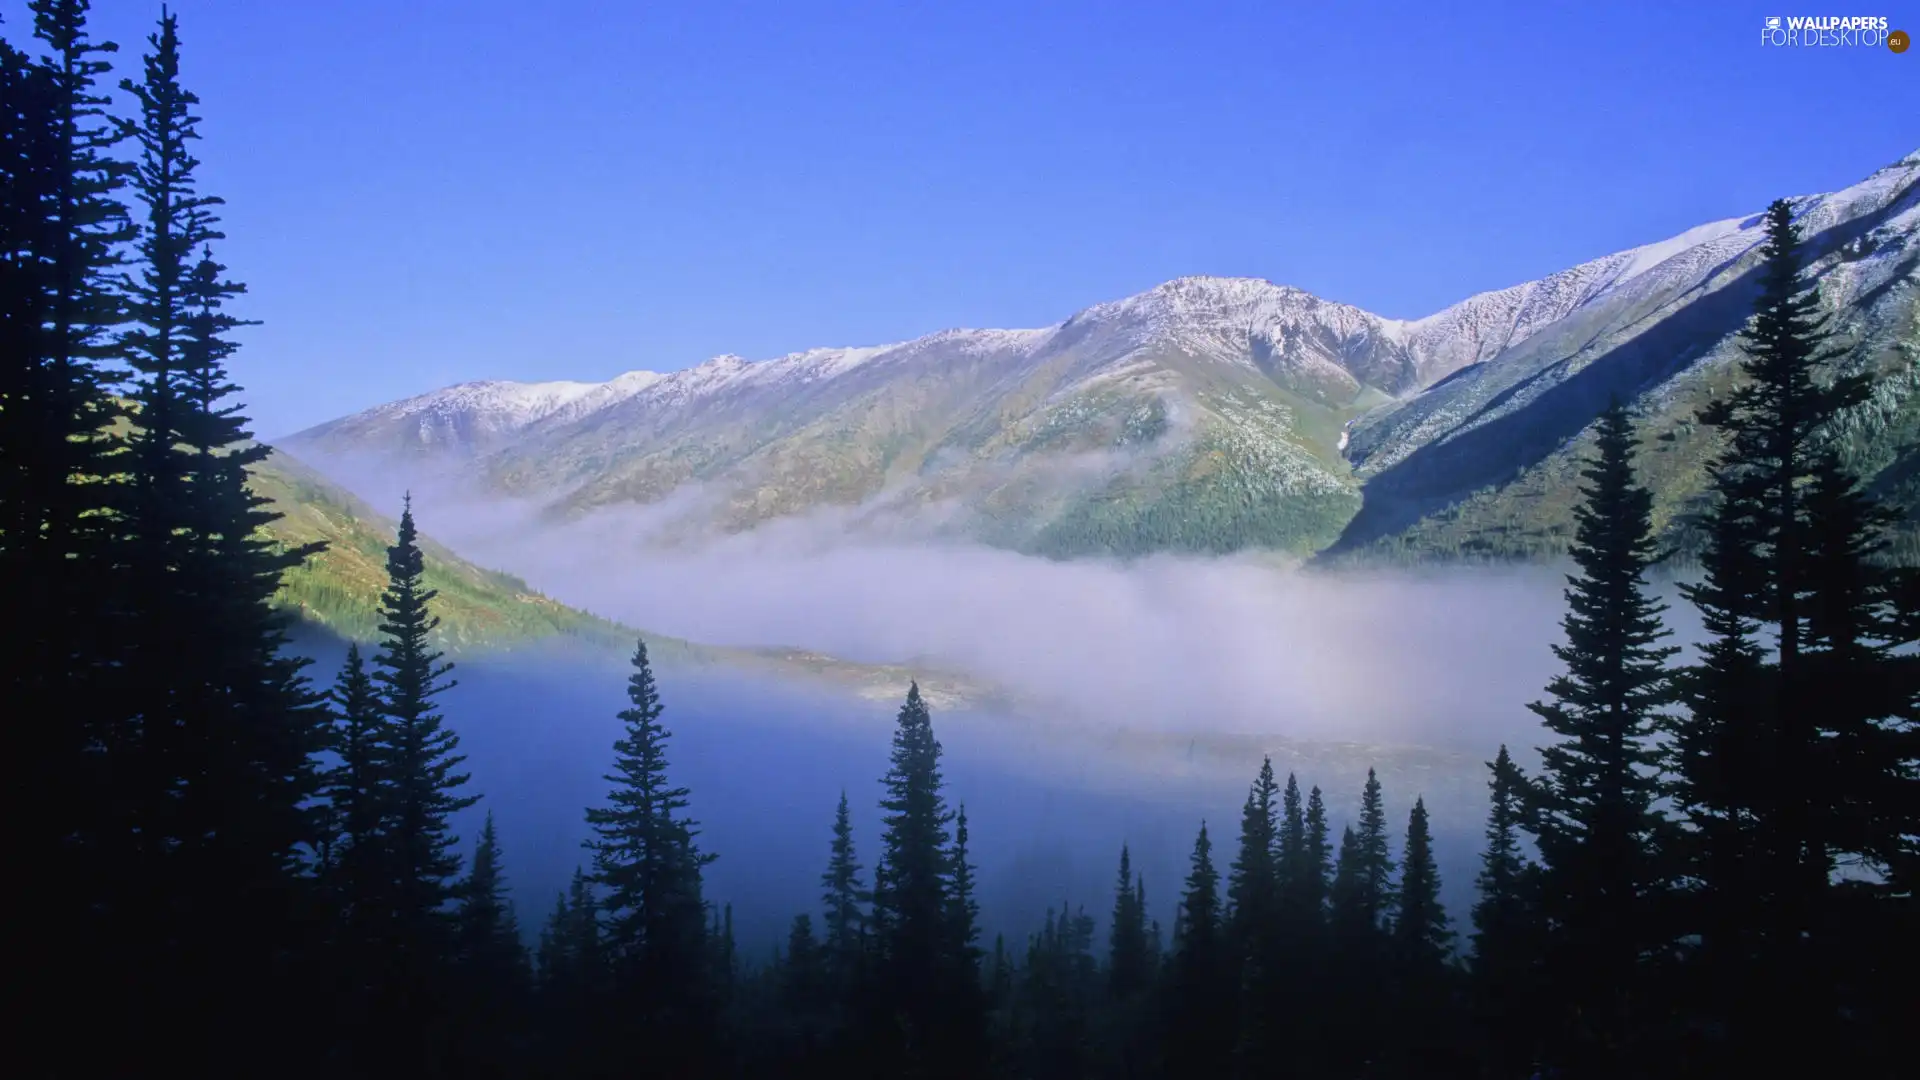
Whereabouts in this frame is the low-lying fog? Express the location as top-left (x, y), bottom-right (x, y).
top-left (295, 464), bottom-right (1712, 953)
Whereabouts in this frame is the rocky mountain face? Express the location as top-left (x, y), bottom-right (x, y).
top-left (285, 149), bottom-right (1920, 562)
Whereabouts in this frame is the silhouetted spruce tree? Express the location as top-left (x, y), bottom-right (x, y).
top-left (1328, 769), bottom-right (1395, 1074)
top-left (821, 789), bottom-right (869, 985)
top-left (1302, 785), bottom-right (1333, 923)
top-left (1275, 772), bottom-right (1307, 918)
top-left (942, 803), bottom-right (988, 1074)
top-left (868, 681), bottom-right (967, 1076)
top-left (368, 495), bottom-right (477, 1071)
top-left (1165, 820), bottom-right (1231, 1079)
top-left (113, 9), bottom-right (327, 1065)
top-left (3, 4), bottom-right (131, 1062)
top-left (535, 869), bottom-right (607, 1076)
top-left (583, 638), bottom-right (716, 1073)
top-left (1226, 757), bottom-right (1281, 1075)
top-left (1277, 780), bottom-right (1336, 1075)
top-left (452, 813), bottom-right (532, 1078)
top-left (782, 913), bottom-right (827, 1049)
top-left (1670, 197), bottom-right (1919, 1069)
top-left (818, 787), bottom-right (870, 1069)
top-left (1797, 397), bottom-right (1919, 1071)
top-left (1394, 798), bottom-right (1450, 968)
top-left (320, 641), bottom-right (393, 1053)
top-left (1524, 399), bottom-right (1676, 1074)
top-left (105, 5), bottom-right (206, 1043)
top-left (1102, 844), bottom-right (1152, 1076)
top-left (1331, 769), bottom-right (1395, 943)
top-left (1107, 844), bottom-right (1150, 1002)
top-left (1472, 745), bottom-right (1541, 1079)
top-left (1390, 796), bottom-right (1461, 1077)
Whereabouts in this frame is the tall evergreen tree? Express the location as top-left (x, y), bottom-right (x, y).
top-left (1331, 768), bottom-right (1396, 941)
top-left (1472, 747), bottom-right (1535, 976)
top-left (320, 641), bottom-right (394, 1055)
top-left (868, 681), bottom-right (967, 1076)
top-left (943, 805), bottom-right (988, 1074)
top-left (1275, 772), bottom-right (1307, 919)
top-left (111, 10), bottom-right (326, 1065)
top-left (1302, 784), bottom-right (1333, 923)
top-left (1165, 821), bottom-right (1231, 1079)
top-left (1226, 758), bottom-right (1281, 1075)
top-left (1390, 796), bottom-right (1459, 1077)
top-left (1525, 399), bottom-right (1676, 1073)
top-left (1393, 797), bottom-right (1450, 969)
top-left (1473, 745), bottom-right (1542, 1080)
top-left (583, 638), bottom-right (716, 1072)
top-left (452, 813), bottom-right (532, 1078)
top-left (535, 869), bottom-right (607, 1076)
top-left (819, 787), bottom-right (869, 1035)
top-left (367, 496), bottom-right (477, 1070)
top-left (1327, 770), bottom-right (1396, 1075)
top-left (456, 813), bottom-right (531, 982)
top-left (1105, 844), bottom-right (1154, 1079)
top-left (1107, 844), bottom-right (1150, 1002)
top-left (1670, 197), bottom-right (1919, 1068)
top-left (3, 2), bottom-right (131, 1065)
top-left (1228, 757), bottom-right (1282, 934)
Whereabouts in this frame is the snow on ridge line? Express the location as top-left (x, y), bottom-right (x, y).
top-left (330, 149), bottom-right (1918, 434)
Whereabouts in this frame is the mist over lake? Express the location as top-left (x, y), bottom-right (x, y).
top-left (301, 637), bottom-right (1511, 955)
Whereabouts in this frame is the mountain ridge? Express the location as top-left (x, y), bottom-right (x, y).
top-left (285, 149), bottom-right (1920, 563)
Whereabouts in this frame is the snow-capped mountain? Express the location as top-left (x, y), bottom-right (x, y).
top-left (284, 149), bottom-right (1920, 561)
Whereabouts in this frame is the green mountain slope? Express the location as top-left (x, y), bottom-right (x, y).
top-left (253, 448), bottom-right (1003, 709)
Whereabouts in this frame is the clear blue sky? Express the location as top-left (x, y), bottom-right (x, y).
top-left (9, 0), bottom-right (1917, 436)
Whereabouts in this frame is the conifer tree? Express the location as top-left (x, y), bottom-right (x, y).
top-left (457, 813), bottom-right (530, 983)
top-left (1327, 771), bottom-right (1396, 1074)
top-left (1388, 796), bottom-right (1457, 1076)
top-left (869, 681), bottom-right (971, 1075)
top-left (583, 638), bottom-right (715, 1071)
top-left (1473, 746), bottom-right (1541, 1079)
top-left (536, 869), bottom-right (607, 1075)
top-left (1228, 757), bottom-right (1282, 933)
top-left (1331, 768), bottom-right (1396, 941)
top-left (111, 10), bottom-right (327, 1064)
top-left (1107, 844), bottom-right (1150, 1001)
top-left (1226, 758), bottom-right (1281, 1074)
top-left (1165, 821), bottom-right (1231, 1079)
top-left (366, 496), bottom-right (476, 1069)
top-left (948, 804), bottom-right (983, 976)
top-left (4, 3), bottom-right (131, 1064)
top-left (1275, 771), bottom-right (1307, 918)
top-left (1525, 399), bottom-right (1676, 1071)
top-left (1302, 784), bottom-right (1333, 922)
top-left (321, 641), bottom-right (393, 1050)
top-left (942, 804), bottom-right (989, 1075)
top-left (1472, 747), bottom-right (1534, 975)
top-left (1670, 197), bottom-right (1919, 1067)
top-left (452, 813), bottom-right (532, 1078)
top-left (1393, 797), bottom-right (1450, 969)
top-left (821, 789), bottom-right (869, 985)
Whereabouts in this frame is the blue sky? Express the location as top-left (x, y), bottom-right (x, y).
top-left (9, 0), bottom-right (1916, 436)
